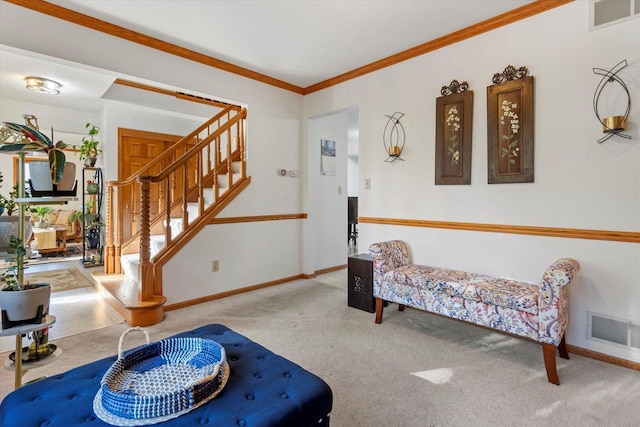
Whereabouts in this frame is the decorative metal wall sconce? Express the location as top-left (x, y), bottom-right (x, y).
top-left (383, 111), bottom-right (405, 162)
top-left (593, 59), bottom-right (631, 144)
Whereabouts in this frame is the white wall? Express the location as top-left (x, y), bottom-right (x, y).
top-left (303, 2), bottom-right (640, 361)
top-left (305, 111), bottom-right (349, 272)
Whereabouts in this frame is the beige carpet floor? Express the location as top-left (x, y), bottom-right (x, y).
top-left (1, 275), bottom-right (639, 425)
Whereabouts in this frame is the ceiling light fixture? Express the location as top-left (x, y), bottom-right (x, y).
top-left (25, 76), bottom-right (62, 95)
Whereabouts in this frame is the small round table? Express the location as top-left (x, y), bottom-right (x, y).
top-left (1, 315), bottom-right (60, 389)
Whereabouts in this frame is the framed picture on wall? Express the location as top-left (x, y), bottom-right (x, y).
top-left (435, 82), bottom-right (473, 185)
top-left (487, 68), bottom-right (534, 184)
top-left (321, 139), bottom-right (336, 175)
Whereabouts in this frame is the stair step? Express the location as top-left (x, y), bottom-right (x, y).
top-left (218, 172), bottom-right (242, 189)
top-left (93, 271), bottom-right (165, 326)
top-left (231, 161), bottom-right (241, 174)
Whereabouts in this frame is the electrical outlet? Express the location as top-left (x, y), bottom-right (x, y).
top-left (289, 170), bottom-right (298, 177)
top-left (211, 260), bottom-right (219, 272)
top-left (364, 178), bottom-right (371, 190)
top-left (276, 168), bottom-right (287, 176)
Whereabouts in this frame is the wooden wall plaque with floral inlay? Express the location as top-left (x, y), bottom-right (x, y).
top-left (435, 80), bottom-right (473, 185)
top-left (487, 66), bottom-right (534, 184)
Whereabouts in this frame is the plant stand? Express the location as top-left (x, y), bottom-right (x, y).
top-left (1, 149), bottom-right (74, 388)
top-left (1, 315), bottom-right (59, 389)
top-left (81, 167), bottom-right (104, 267)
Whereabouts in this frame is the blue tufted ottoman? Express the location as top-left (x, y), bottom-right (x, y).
top-left (0, 324), bottom-right (332, 426)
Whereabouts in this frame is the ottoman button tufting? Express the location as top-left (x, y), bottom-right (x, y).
top-left (199, 417), bottom-right (210, 424)
top-left (281, 393), bottom-right (289, 399)
top-left (254, 373), bottom-right (262, 379)
top-left (246, 393), bottom-right (255, 400)
top-left (238, 419), bottom-right (247, 426)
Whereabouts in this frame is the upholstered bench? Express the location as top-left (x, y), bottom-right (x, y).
top-left (369, 240), bottom-right (580, 385)
top-left (0, 324), bottom-right (333, 426)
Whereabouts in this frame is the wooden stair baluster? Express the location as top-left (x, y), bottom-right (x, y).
top-left (138, 176), bottom-right (153, 302)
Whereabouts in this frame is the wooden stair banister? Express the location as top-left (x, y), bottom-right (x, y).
top-left (99, 106), bottom-right (248, 325)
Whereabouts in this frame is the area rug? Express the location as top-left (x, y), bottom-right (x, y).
top-left (22, 267), bottom-right (94, 293)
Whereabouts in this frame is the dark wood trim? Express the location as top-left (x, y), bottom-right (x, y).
top-left (567, 344), bottom-right (640, 371)
top-left (315, 264), bottom-right (347, 276)
top-left (164, 273), bottom-right (305, 311)
top-left (209, 213), bottom-right (307, 225)
top-left (5, 0), bottom-right (304, 94)
top-left (114, 78), bottom-right (241, 110)
top-left (359, 217), bottom-right (640, 244)
top-left (5, 0), bottom-right (571, 95)
top-left (166, 263), bottom-right (346, 311)
top-left (303, 0), bottom-right (573, 94)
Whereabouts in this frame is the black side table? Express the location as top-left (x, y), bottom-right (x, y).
top-left (348, 254), bottom-right (374, 312)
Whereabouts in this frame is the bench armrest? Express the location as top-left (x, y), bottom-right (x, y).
top-left (538, 258), bottom-right (580, 345)
top-left (369, 240), bottom-right (410, 290)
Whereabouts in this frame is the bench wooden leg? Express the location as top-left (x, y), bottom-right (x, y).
top-left (542, 343), bottom-right (560, 385)
top-left (375, 298), bottom-right (384, 324)
top-left (398, 304), bottom-right (405, 312)
top-left (558, 335), bottom-right (569, 360)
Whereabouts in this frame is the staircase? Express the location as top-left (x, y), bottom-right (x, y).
top-left (95, 106), bottom-right (249, 326)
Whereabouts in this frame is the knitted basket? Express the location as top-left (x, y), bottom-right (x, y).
top-left (93, 327), bottom-right (229, 426)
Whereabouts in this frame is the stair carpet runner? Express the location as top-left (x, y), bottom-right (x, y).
top-left (120, 162), bottom-right (241, 282)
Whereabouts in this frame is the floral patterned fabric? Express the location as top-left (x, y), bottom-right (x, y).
top-left (369, 241), bottom-right (580, 346)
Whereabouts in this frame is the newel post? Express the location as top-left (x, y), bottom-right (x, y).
top-left (105, 183), bottom-right (115, 273)
top-left (138, 176), bottom-right (154, 301)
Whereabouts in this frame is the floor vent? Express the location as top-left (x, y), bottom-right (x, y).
top-left (589, 0), bottom-right (639, 30)
top-left (588, 312), bottom-right (640, 351)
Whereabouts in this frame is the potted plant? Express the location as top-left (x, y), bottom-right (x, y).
top-left (0, 121), bottom-right (67, 184)
top-left (32, 206), bottom-right (52, 228)
top-left (86, 179), bottom-right (100, 194)
top-left (74, 123), bottom-right (102, 167)
top-left (0, 235), bottom-right (51, 329)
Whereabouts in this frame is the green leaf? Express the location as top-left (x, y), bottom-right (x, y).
top-left (48, 149), bottom-right (66, 184)
top-left (0, 144), bottom-right (27, 152)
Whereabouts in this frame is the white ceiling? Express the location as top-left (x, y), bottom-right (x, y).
top-left (1, 0), bottom-right (535, 111)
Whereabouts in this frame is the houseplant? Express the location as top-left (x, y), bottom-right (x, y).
top-left (74, 123), bottom-right (102, 167)
top-left (0, 235), bottom-right (51, 329)
top-left (32, 206), bottom-right (52, 228)
top-left (0, 121), bottom-right (67, 184)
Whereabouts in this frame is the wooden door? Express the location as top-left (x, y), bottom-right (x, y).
top-left (118, 129), bottom-right (184, 242)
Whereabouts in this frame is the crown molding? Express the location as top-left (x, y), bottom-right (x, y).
top-left (4, 0), bottom-right (573, 95)
top-left (3, 0), bottom-right (304, 94)
top-left (303, 0), bottom-right (573, 94)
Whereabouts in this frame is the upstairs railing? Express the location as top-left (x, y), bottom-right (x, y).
top-left (104, 105), bottom-right (247, 301)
